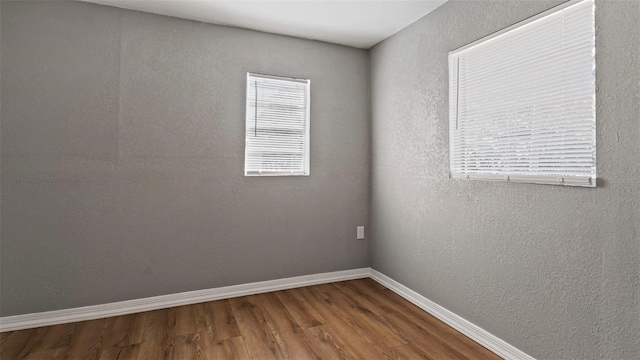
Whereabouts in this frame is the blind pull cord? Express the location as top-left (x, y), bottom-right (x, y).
top-left (456, 58), bottom-right (460, 130)
top-left (255, 80), bottom-right (258, 137)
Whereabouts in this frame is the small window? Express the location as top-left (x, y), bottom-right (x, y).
top-left (245, 73), bottom-right (310, 176)
top-left (449, 0), bottom-right (596, 187)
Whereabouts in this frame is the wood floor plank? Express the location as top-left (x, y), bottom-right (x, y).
top-left (375, 289), bottom-right (499, 359)
top-left (314, 283), bottom-right (409, 348)
top-left (0, 324), bottom-right (73, 359)
top-left (137, 308), bottom-right (176, 360)
top-left (264, 328), bottom-right (316, 359)
top-left (175, 303), bottom-right (206, 336)
top-left (336, 280), bottom-right (397, 315)
top-left (297, 286), bottom-right (394, 359)
top-left (363, 278), bottom-right (388, 291)
top-left (228, 296), bottom-right (279, 360)
top-left (64, 318), bottom-right (115, 360)
top-left (9, 327), bottom-right (51, 359)
top-left (231, 293), bottom-right (323, 360)
top-left (330, 281), bottom-right (425, 351)
top-left (98, 344), bottom-right (141, 360)
top-left (34, 323), bottom-right (78, 351)
top-left (386, 342), bottom-right (438, 360)
top-left (204, 300), bottom-right (241, 342)
top-left (0, 329), bottom-right (39, 359)
top-left (382, 310), bottom-right (471, 359)
top-left (343, 282), bottom-right (498, 359)
top-left (0, 331), bottom-right (11, 345)
top-left (275, 289), bottom-right (325, 328)
top-left (0, 280), bottom-right (500, 360)
top-left (207, 336), bottom-right (250, 360)
top-left (249, 292), bottom-right (322, 359)
top-left (173, 333), bottom-right (204, 359)
top-left (22, 346), bottom-right (68, 360)
top-left (247, 293), bottom-right (301, 334)
top-left (304, 325), bottom-right (358, 360)
top-left (103, 312), bottom-right (147, 348)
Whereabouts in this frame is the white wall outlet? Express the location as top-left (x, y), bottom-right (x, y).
top-left (357, 226), bottom-right (365, 240)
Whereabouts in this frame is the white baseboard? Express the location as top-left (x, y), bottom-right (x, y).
top-left (370, 268), bottom-right (534, 360)
top-left (0, 268), bottom-right (369, 333)
top-left (0, 267), bottom-right (535, 360)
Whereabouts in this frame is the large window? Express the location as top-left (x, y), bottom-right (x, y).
top-left (245, 73), bottom-right (310, 176)
top-left (449, 0), bottom-right (596, 187)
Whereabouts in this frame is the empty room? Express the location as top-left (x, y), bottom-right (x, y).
top-left (0, 0), bottom-right (638, 359)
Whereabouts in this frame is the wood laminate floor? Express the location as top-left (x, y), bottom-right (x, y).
top-left (0, 279), bottom-right (500, 359)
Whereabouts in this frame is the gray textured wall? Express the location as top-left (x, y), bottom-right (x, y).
top-left (370, 0), bottom-right (639, 359)
top-left (0, 1), bottom-right (3, 273)
top-left (0, 1), bottom-right (370, 316)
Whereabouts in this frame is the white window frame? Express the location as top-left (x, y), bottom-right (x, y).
top-left (244, 73), bottom-right (311, 176)
top-left (448, 0), bottom-right (596, 187)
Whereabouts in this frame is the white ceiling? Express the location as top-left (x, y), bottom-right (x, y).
top-left (79, 0), bottom-right (449, 49)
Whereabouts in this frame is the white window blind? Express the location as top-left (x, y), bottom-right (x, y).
top-left (245, 73), bottom-right (310, 176)
top-left (449, 0), bottom-right (596, 187)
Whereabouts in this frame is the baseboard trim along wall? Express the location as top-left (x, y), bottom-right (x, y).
top-left (369, 268), bottom-right (535, 360)
top-left (0, 267), bottom-right (533, 359)
top-left (0, 268), bottom-right (370, 333)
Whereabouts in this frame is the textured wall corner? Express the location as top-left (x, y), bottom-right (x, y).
top-left (370, 0), bottom-right (640, 358)
top-left (0, 1), bottom-right (370, 316)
